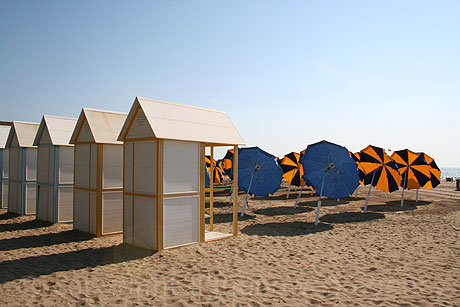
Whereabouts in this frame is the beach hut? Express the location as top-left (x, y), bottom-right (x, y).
top-left (118, 97), bottom-right (245, 250)
top-left (33, 115), bottom-right (77, 223)
top-left (0, 123), bottom-right (12, 209)
top-left (69, 108), bottom-right (127, 236)
top-left (6, 121), bottom-right (39, 215)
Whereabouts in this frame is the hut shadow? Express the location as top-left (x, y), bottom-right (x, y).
top-left (253, 206), bottom-right (313, 216)
top-left (366, 200), bottom-right (430, 212)
top-left (0, 212), bottom-right (18, 221)
top-left (241, 222), bottom-right (333, 237)
top-left (205, 201), bottom-right (232, 208)
top-left (320, 212), bottom-right (385, 224)
top-left (0, 230), bottom-right (95, 252)
top-left (205, 213), bottom-right (256, 224)
top-left (0, 243), bottom-right (154, 284)
top-left (254, 191), bottom-right (316, 201)
top-left (0, 219), bottom-right (51, 233)
top-left (297, 199), bottom-right (350, 208)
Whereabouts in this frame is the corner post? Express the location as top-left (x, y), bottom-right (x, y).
top-left (232, 145), bottom-right (239, 236)
top-left (199, 143), bottom-right (206, 242)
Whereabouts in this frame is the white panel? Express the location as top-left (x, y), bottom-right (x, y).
top-left (133, 196), bottom-right (157, 249)
top-left (134, 141), bottom-right (157, 194)
top-left (102, 144), bottom-right (123, 188)
top-left (163, 196), bottom-right (199, 248)
top-left (37, 146), bottom-right (50, 184)
top-left (8, 182), bottom-right (17, 214)
top-left (26, 148), bottom-right (37, 181)
top-left (89, 191), bottom-right (97, 235)
top-left (90, 145), bottom-right (97, 189)
top-left (59, 146), bottom-right (74, 184)
top-left (123, 195), bottom-right (133, 244)
top-left (47, 186), bottom-right (54, 222)
top-left (25, 183), bottom-right (37, 215)
top-left (49, 146), bottom-right (55, 185)
top-left (77, 120), bottom-right (95, 142)
top-left (2, 149), bottom-right (8, 178)
top-left (163, 141), bottom-right (199, 194)
top-left (75, 145), bottom-right (90, 188)
top-left (126, 107), bottom-right (154, 139)
top-left (74, 189), bottom-right (89, 232)
top-left (37, 185), bottom-right (49, 221)
top-left (124, 143), bottom-right (133, 193)
top-left (9, 147), bottom-right (19, 181)
top-left (58, 186), bottom-right (73, 222)
top-left (102, 192), bottom-right (123, 234)
top-left (1, 181), bottom-right (8, 209)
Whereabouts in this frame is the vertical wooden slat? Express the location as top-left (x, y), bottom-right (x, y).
top-left (199, 143), bottom-right (205, 242)
top-left (156, 140), bottom-right (164, 251)
top-left (210, 146), bottom-right (214, 232)
top-left (233, 145), bottom-right (239, 236)
top-left (96, 144), bottom-right (103, 237)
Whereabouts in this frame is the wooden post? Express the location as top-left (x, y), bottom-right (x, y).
top-left (232, 145), bottom-right (238, 236)
top-left (210, 146), bottom-right (214, 232)
top-left (156, 140), bottom-right (164, 251)
top-left (199, 143), bottom-right (206, 242)
top-left (96, 144), bottom-right (103, 237)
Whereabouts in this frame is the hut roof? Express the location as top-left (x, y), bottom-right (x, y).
top-left (0, 125), bottom-right (11, 149)
top-left (33, 115), bottom-right (77, 146)
top-left (6, 121), bottom-right (40, 148)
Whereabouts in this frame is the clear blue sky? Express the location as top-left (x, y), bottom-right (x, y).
top-left (1, 1), bottom-right (459, 166)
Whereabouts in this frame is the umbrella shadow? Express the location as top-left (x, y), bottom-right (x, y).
top-left (320, 212), bottom-right (385, 224)
top-left (297, 199), bottom-right (350, 208)
top-left (0, 212), bottom-right (18, 221)
top-left (0, 230), bottom-right (95, 252)
top-left (365, 200), bottom-right (430, 212)
top-left (0, 243), bottom-right (154, 284)
top-left (205, 213), bottom-right (256, 224)
top-left (205, 201), bottom-right (233, 208)
top-left (253, 206), bottom-right (313, 216)
top-left (0, 219), bottom-right (51, 233)
top-left (241, 222), bottom-right (333, 237)
top-left (254, 191), bottom-right (316, 201)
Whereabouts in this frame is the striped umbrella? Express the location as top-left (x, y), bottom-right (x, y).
top-left (391, 149), bottom-right (430, 206)
top-left (420, 153), bottom-right (441, 189)
top-left (359, 145), bottom-right (402, 212)
top-left (222, 149), bottom-right (234, 179)
top-left (205, 155), bottom-right (224, 184)
top-left (279, 152), bottom-right (305, 188)
top-left (349, 151), bottom-right (366, 185)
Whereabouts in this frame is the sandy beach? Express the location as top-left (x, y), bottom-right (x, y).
top-left (0, 182), bottom-right (459, 306)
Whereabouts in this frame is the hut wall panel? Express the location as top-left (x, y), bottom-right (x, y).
top-left (90, 145), bottom-right (97, 189)
top-left (37, 185), bottom-right (49, 221)
top-left (133, 196), bottom-right (157, 249)
top-left (25, 182), bottom-right (36, 215)
top-left (75, 145), bottom-right (90, 188)
top-left (1, 181), bottom-right (8, 209)
top-left (8, 182), bottom-right (18, 214)
top-left (74, 189), bottom-right (89, 232)
top-left (37, 146), bottom-right (50, 184)
top-left (25, 148), bottom-right (37, 181)
top-left (59, 146), bottom-right (74, 184)
top-left (58, 186), bottom-right (73, 222)
top-left (126, 108), bottom-right (154, 139)
top-left (102, 191), bottom-right (123, 234)
top-left (78, 121), bottom-right (94, 142)
top-left (163, 141), bottom-right (199, 194)
top-left (47, 186), bottom-right (54, 222)
top-left (134, 140), bottom-right (157, 194)
top-left (9, 147), bottom-right (19, 181)
top-left (124, 143), bottom-right (133, 193)
top-left (89, 191), bottom-right (97, 234)
top-left (2, 148), bottom-right (9, 178)
top-left (163, 196), bottom-right (199, 248)
top-left (102, 144), bottom-right (123, 188)
top-left (123, 195), bottom-right (133, 244)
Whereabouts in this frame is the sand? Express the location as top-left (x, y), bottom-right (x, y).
top-left (0, 182), bottom-right (459, 306)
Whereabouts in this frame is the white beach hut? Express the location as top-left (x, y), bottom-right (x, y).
top-left (6, 121), bottom-right (39, 215)
top-left (118, 97), bottom-right (245, 251)
top-left (34, 115), bottom-right (77, 223)
top-left (0, 123), bottom-right (12, 209)
top-left (70, 108), bottom-right (127, 236)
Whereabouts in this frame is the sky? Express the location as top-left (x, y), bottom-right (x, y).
top-left (0, 1), bottom-right (459, 166)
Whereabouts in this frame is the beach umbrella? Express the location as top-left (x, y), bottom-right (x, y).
top-left (232, 147), bottom-right (283, 216)
top-left (391, 149), bottom-right (430, 206)
top-left (222, 149), bottom-right (234, 179)
top-left (420, 153), bottom-right (441, 189)
top-left (300, 140), bottom-right (359, 225)
top-left (359, 145), bottom-right (402, 212)
top-left (349, 151), bottom-right (365, 198)
top-left (279, 151), bottom-right (310, 205)
top-left (205, 166), bottom-right (210, 188)
top-left (205, 155), bottom-right (224, 184)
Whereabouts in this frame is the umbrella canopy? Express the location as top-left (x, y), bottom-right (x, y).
top-left (300, 140), bottom-right (359, 225)
top-left (205, 155), bottom-right (224, 184)
top-left (222, 149), bottom-right (234, 179)
top-left (391, 149), bottom-right (430, 190)
top-left (279, 152), bottom-right (305, 187)
top-left (420, 153), bottom-right (441, 189)
top-left (359, 145), bottom-right (402, 193)
top-left (349, 151), bottom-right (365, 185)
top-left (205, 166), bottom-right (210, 188)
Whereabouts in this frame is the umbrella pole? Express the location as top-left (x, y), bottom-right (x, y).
top-left (364, 170), bottom-right (376, 213)
top-left (355, 189), bottom-right (358, 198)
top-left (294, 184), bottom-right (305, 209)
top-left (401, 171), bottom-right (408, 207)
top-left (286, 184), bottom-right (291, 199)
top-left (315, 173), bottom-right (327, 225)
top-left (416, 189), bottom-right (419, 203)
top-left (229, 186), bottom-right (233, 204)
top-left (241, 172), bottom-right (255, 217)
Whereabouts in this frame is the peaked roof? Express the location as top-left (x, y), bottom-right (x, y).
top-left (0, 125), bottom-right (11, 149)
top-left (118, 97), bottom-right (245, 145)
top-left (6, 121), bottom-right (40, 148)
top-left (33, 115), bottom-right (77, 146)
top-left (70, 108), bottom-right (128, 144)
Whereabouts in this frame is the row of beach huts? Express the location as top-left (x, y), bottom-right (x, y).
top-left (0, 97), bottom-right (245, 251)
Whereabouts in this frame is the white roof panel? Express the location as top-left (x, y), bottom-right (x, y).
top-left (118, 97), bottom-right (245, 145)
top-left (0, 125), bottom-right (11, 149)
top-left (33, 115), bottom-right (77, 146)
top-left (6, 121), bottom-right (40, 148)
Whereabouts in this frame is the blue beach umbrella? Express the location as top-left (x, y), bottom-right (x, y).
top-left (300, 140), bottom-right (360, 225)
top-left (205, 167), bottom-right (210, 188)
top-left (232, 147), bottom-right (283, 215)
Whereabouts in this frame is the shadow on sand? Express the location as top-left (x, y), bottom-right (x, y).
top-left (205, 201), bottom-right (233, 209)
top-left (253, 191), bottom-right (317, 201)
top-left (366, 200), bottom-right (431, 212)
top-left (0, 230), bottom-right (95, 252)
top-left (0, 219), bottom-right (51, 233)
top-left (0, 243), bottom-right (154, 284)
top-left (0, 212), bottom-right (19, 221)
top-left (253, 206), bottom-right (313, 216)
top-left (320, 212), bottom-right (385, 224)
top-left (205, 213), bottom-right (256, 224)
top-left (241, 221), bottom-right (333, 237)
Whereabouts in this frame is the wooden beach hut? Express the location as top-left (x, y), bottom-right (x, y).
top-left (118, 97), bottom-right (245, 250)
top-left (34, 115), bottom-right (77, 223)
top-left (0, 123), bottom-right (12, 209)
top-left (70, 108), bottom-right (127, 236)
top-left (6, 121), bottom-right (39, 215)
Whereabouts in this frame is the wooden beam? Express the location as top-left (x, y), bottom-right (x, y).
top-left (233, 145), bottom-right (239, 236)
top-left (199, 143), bottom-right (205, 243)
top-left (96, 144), bottom-right (103, 237)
